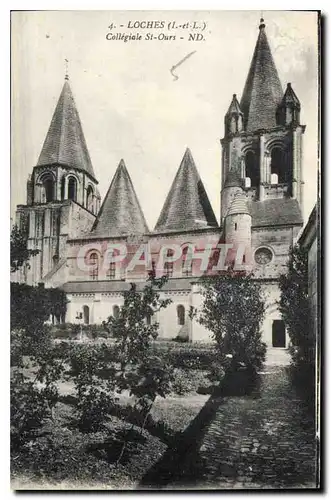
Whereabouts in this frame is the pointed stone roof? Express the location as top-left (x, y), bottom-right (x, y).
top-left (227, 192), bottom-right (250, 217)
top-left (90, 159), bottom-right (149, 237)
top-left (226, 94), bottom-right (243, 116)
top-left (224, 170), bottom-right (242, 188)
top-left (37, 78), bottom-right (96, 180)
top-left (154, 148), bottom-right (218, 233)
top-left (240, 19), bottom-right (283, 132)
top-left (280, 82), bottom-right (301, 109)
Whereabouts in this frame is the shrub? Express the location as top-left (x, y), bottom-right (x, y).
top-left (279, 244), bottom-right (315, 369)
top-left (194, 270), bottom-right (267, 372)
top-left (68, 343), bottom-right (116, 433)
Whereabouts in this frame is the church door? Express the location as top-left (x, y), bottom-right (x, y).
top-left (272, 320), bottom-right (286, 348)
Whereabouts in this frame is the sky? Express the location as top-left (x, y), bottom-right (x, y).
top-left (11, 10), bottom-right (319, 228)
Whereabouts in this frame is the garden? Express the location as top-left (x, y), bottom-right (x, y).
top-left (10, 225), bottom-right (315, 489)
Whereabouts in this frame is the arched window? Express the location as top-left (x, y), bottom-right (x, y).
top-left (68, 177), bottom-right (77, 201)
top-left (182, 245), bottom-right (193, 277)
top-left (83, 305), bottom-right (90, 325)
top-left (270, 147), bottom-right (287, 184)
top-left (41, 174), bottom-right (55, 202)
top-left (61, 177), bottom-right (66, 200)
top-left (245, 151), bottom-right (260, 188)
top-left (164, 249), bottom-right (174, 277)
top-left (86, 185), bottom-right (94, 213)
top-left (177, 305), bottom-right (185, 326)
top-left (89, 252), bottom-right (99, 281)
top-left (271, 173), bottom-right (279, 185)
top-left (113, 305), bottom-right (120, 320)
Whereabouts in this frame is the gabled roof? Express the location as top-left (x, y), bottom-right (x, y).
top-left (240, 19), bottom-right (283, 132)
top-left (226, 94), bottom-right (243, 116)
top-left (280, 82), bottom-right (301, 110)
top-left (90, 159), bottom-right (149, 237)
top-left (37, 79), bottom-right (96, 180)
top-left (227, 192), bottom-right (250, 217)
top-left (248, 198), bottom-right (303, 228)
top-left (154, 148), bottom-right (218, 233)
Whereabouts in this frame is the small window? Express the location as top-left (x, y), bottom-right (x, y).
top-left (182, 245), bottom-right (193, 277)
top-left (177, 305), bottom-right (185, 326)
top-left (89, 252), bottom-right (99, 281)
top-left (107, 262), bottom-right (116, 280)
top-left (234, 223), bottom-right (238, 231)
top-left (165, 249), bottom-right (174, 277)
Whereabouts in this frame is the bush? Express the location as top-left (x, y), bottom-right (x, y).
top-left (152, 342), bottom-right (217, 371)
top-left (171, 368), bottom-right (212, 395)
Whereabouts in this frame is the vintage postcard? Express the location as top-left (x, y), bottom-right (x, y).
top-left (10, 10), bottom-right (320, 490)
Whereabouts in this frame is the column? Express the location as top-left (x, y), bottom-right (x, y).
top-left (292, 129), bottom-right (298, 199)
top-left (64, 176), bottom-right (68, 200)
top-left (259, 134), bottom-right (265, 201)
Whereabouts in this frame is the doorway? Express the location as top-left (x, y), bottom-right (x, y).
top-left (272, 320), bottom-right (286, 348)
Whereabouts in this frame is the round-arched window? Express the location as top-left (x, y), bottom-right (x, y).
top-left (254, 247), bottom-right (273, 265)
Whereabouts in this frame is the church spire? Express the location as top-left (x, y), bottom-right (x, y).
top-left (37, 78), bottom-right (97, 180)
top-left (154, 148), bottom-right (218, 232)
top-left (240, 17), bottom-right (283, 132)
top-left (91, 159), bottom-right (149, 237)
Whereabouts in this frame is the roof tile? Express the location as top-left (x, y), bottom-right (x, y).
top-left (240, 22), bottom-right (283, 132)
top-left (154, 148), bottom-right (218, 232)
top-left (37, 80), bottom-right (96, 179)
top-left (91, 159), bottom-right (149, 237)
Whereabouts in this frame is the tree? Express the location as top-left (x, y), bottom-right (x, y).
top-left (10, 223), bottom-right (39, 273)
top-left (279, 244), bottom-right (315, 367)
top-left (103, 274), bottom-right (174, 464)
top-left (193, 269), bottom-right (266, 372)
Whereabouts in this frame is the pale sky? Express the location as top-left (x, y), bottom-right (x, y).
top-left (11, 10), bottom-right (319, 227)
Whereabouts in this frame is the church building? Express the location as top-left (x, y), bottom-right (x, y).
top-left (13, 19), bottom-right (305, 350)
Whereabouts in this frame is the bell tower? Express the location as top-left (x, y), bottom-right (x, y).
top-left (14, 73), bottom-right (101, 286)
top-left (221, 18), bottom-right (305, 221)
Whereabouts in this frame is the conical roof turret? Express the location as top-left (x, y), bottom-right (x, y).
top-left (91, 159), bottom-right (149, 237)
top-left (154, 148), bottom-right (218, 232)
top-left (240, 19), bottom-right (283, 132)
top-left (37, 78), bottom-right (97, 180)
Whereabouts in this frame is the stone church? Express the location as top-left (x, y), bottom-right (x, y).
top-left (13, 19), bottom-right (305, 350)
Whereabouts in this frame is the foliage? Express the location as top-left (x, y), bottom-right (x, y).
top-left (103, 274), bottom-right (174, 462)
top-left (157, 343), bottom-right (217, 371)
top-left (279, 244), bottom-right (315, 367)
top-left (11, 327), bottom-right (66, 451)
top-left (11, 281), bottom-right (69, 450)
top-left (11, 283), bottom-right (67, 332)
top-left (193, 269), bottom-right (266, 372)
top-left (10, 223), bottom-right (39, 273)
top-left (68, 343), bottom-right (117, 433)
